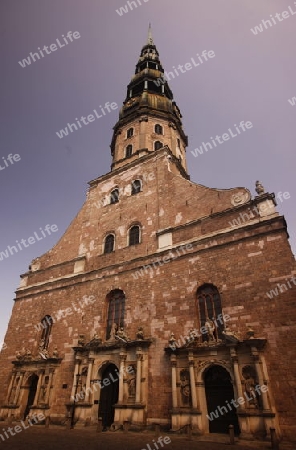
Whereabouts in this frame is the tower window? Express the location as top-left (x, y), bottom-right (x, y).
top-left (155, 124), bottom-right (163, 135)
top-left (110, 189), bottom-right (119, 204)
top-left (104, 234), bottom-right (115, 254)
top-left (131, 180), bottom-right (141, 195)
top-left (177, 138), bottom-right (181, 147)
top-left (129, 225), bottom-right (140, 246)
top-left (127, 128), bottom-right (134, 138)
top-left (106, 289), bottom-right (125, 340)
top-left (126, 145), bottom-right (133, 158)
top-left (154, 141), bottom-right (163, 151)
top-left (196, 284), bottom-right (224, 342)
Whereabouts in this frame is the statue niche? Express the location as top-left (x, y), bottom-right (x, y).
top-left (179, 369), bottom-right (191, 406)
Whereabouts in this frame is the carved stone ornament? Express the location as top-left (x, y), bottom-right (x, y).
top-left (136, 327), bottom-right (144, 340)
top-left (231, 191), bottom-right (250, 206)
top-left (255, 181), bottom-right (265, 195)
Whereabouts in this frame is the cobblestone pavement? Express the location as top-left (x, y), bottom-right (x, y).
top-left (0, 425), bottom-right (294, 450)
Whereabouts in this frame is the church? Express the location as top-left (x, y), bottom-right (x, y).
top-left (0, 27), bottom-right (295, 442)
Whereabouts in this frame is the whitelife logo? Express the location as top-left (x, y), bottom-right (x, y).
top-left (18, 31), bottom-right (81, 68)
top-left (116, 0), bottom-right (149, 16)
top-left (154, 50), bottom-right (215, 86)
top-left (0, 153), bottom-right (21, 173)
top-left (56, 102), bottom-right (118, 139)
top-left (250, 3), bottom-right (296, 35)
top-left (190, 121), bottom-right (253, 158)
top-left (0, 224), bottom-right (58, 262)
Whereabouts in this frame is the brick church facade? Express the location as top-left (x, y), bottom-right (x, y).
top-left (0, 28), bottom-right (295, 441)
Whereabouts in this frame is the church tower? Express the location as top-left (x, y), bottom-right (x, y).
top-left (111, 25), bottom-right (188, 176)
top-left (0, 28), bottom-right (295, 442)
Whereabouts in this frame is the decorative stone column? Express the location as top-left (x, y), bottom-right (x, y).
top-left (13, 372), bottom-right (24, 404)
top-left (33, 371), bottom-right (44, 406)
top-left (170, 355), bottom-right (178, 409)
top-left (118, 351), bottom-right (127, 403)
top-left (188, 352), bottom-right (198, 409)
top-left (230, 347), bottom-right (245, 411)
top-left (85, 359), bottom-right (94, 402)
top-left (251, 346), bottom-right (270, 411)
top-left (44, 370), bottom-right (54, 405)
top-left (135, 348), bottom-right (143, 404)
top-left (6, 372), bottom-right (16, 404)
top-left (71, 359), bottom-right (81, 400)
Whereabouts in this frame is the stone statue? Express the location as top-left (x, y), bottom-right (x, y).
top-left (116, 327), bottom-right (128, 341)
top-left (52, 347), bottom-right (59, 358)
top-left (128, 367), bottom-right (137, 397)
top-left (223, 325), bottom-right (240, 343)
top-left (25, 349), bottom-right (33, 360)
top-left (78, 335), bottom-right (85, 346)
top-left (180, 370), bottom-right (191, 404)
top-left (255, 181), bottom-right (265, 195)
top-left (205, 318), bottom-right (216, 342)
top-left (246, 326), bottom-right (255, 339)
top-left (136, 327), bottom-right (144, 340)
top-left (39, 339), bottom-right (45, 351)
top-left (109, 323), bottom-right (118, 340)
top-left (169, 333), bottom-right (176, 345)
top-left (40, 349), bottom-right (49, 359)
top-left (15, 351), bottom-right (22, 360)
top-left (245, 374), bottom-right (259, 408)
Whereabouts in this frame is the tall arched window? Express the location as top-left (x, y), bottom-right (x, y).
top-left (154, 141), bottom-right (163, 151)
top-left (40, 315), bottom-right (54, 349)
top-left (106, 289), bottom-right (125, 340)
top-left (129, 225), bottom-right (140, 246)
top-left (126, 145), bottom-right (133, 158)
top-left (104, 234), bottom-right (115, 254)
top-left (196, 284), bottom-right (224, 341)
top-left (131, 180), bottom-right (141, 195)
top-left (155, 124), bottom-right (163, 135)
top-left (127, 128), bottom-right (134, 138)
top-left (110, 188), bottom-right (119, 204)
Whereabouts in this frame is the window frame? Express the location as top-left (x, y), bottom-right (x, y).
top-left (110, 188), bottom-right (119, 204)
top-left (154, 141), bottom-right (163, 151)
top-left (125, 144), bottom-right (133, 158)
top-left (155, 124), bottom-right (163, 135)
top-left (127, 128), bottom-right (134, 138)
top-left (131, 179), bottom-right (142, 195)
top-left (104, 234), bottom-right (115, 254)
top-left (129, 225), bottom-right (141, 246)
top-left (106, 289), bottom-right (126, 340)
top-left (196, 284), bottom-right (224, 342)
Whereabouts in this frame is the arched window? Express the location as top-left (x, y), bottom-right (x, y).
top-left (110, 188), bottom-right (119, 204)
top-left (155, 124), bottom-right (163, 135)
top-left (196, 284), bottom-right (224, 342)
top-left (131, 180), bottom-right (141, 195)
top-left (129, 225), bottom-right (140, 246)
top-left (127, 128), bottom-right (134, 138)
top-left (126, 145), bottom-right (133, 158)
top-left (40, 315), bottom-right (54, 349)
top-left (154, 141), bottom-right (163, 151)
top-left (104, 234), bottom-right (115, 254)
top-left (106, 289), bottom-right (125, 340)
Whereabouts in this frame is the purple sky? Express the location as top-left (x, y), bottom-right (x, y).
top-left (1, 0), bottom-right (295, 345)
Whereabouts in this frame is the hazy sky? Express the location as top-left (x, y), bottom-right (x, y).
top-left (1, 0), bottom-right (295, 345)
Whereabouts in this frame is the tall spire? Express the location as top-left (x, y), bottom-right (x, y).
top-left (147, 23), bottom-right (154, 45)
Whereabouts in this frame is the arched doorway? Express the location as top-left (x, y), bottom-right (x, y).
top-left (98, 364), bottom-right (119, 430)
top-left (23, 374), bottom-right (39, 419)
top-left (204, 365), bottom-right (240, 435)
